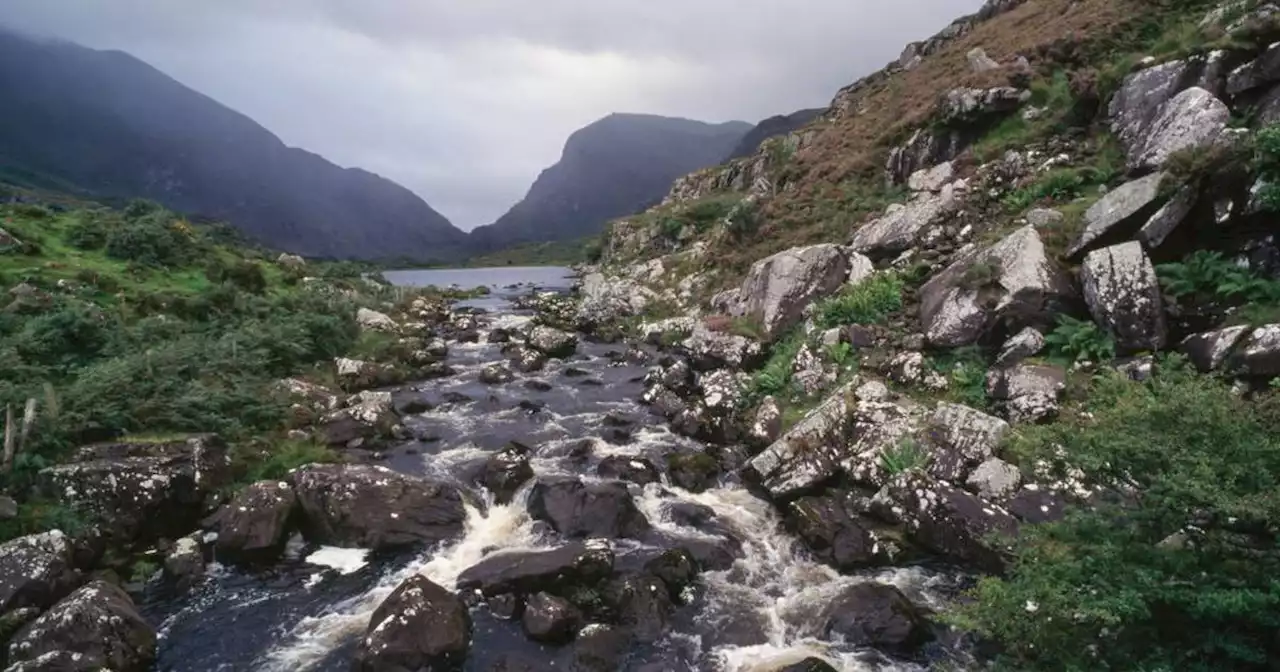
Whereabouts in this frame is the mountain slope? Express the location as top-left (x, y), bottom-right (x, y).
top-left (727, 108), bottom-right (824, 160)
top-left (468, 113), bottom-right (750, 251)
top-left (0, 28), bottom-right (467, 261)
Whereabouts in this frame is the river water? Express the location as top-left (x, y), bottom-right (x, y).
top-left (141, 266), bottom-right (957, 671)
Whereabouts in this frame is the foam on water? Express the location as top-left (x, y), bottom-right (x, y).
top-left (304, 547), bottom-right (370, 576)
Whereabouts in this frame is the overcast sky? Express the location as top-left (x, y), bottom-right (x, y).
top-left (2, 1), bottom-right (981, 230)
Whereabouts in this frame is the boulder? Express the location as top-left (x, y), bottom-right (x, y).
top-left (596, 456), bottom-right (661, 486)
top-left (966, 47), bottom-right (1001, 72)
top-left (479, 444), bottom-right (535, 504)
top-left (919, 226), bottom-right (1075, 348)
top-left (907, 161), bottom-right (956, 192)
top-left (317, 391), bottom-right (397, 447)
top-left (1110, 57), bottom-right (1223, 157)
top-left (681, 325), bottom-right (763, 371)
top-left (40, 435), bottom-right (230, 546)
top-left (736, 244), bottom-right (853, 339)
top-left (665, 451), bottom-right (722, 493)
top-left (205, 480), bottom-right (298, 564)
top-left (1180, 325), bottom-right (1250, 372)
top-left (456, 542), bottom-right (614, 596)
top-left (851, 185), bottom-right (962, 258)
top-left (819, 582), bottom-right (931, 653)
top-left (1131, 87), bottom-right (1228, 171)
top-left (786, 494), bottom-right (883, 571)
top-left (288, 464), bottom-right (466, 551)
top-left (1026, 208), bottom-right (1064, 229)
top-left (528, 326), bottom-right (578, 359)
top-left (638, 317), bottom-right (697, 346)
top-left (1081, 242), bottom-right (1167, 352)
top-left (744, 383), bottom-right (856, 499)
top-left (773, 659), bottom-right (839, 672)
top-left (276, 253), bottom-right (305, 268)
top-left (0, 532), bottom-right (82, 619)
top-left (527, 478), bottom-right (651, 539)
top-left (521, 592), bottom-right (582, 644)
top-left (986, 363), bottom-right (1065, 424)
top-left (1067, 173), bottom-right (1166, 259)
top-left (750, 396), bottom-right (783, 445)
top-left (603, 573), bottom-right (678, 645)
top-left (7, 581), bottom-right (154, 672)
top-left (480, 363), bottom-right (516, 385)
top-left (1229, 324), bottom-right (1280, 377)
top-left (1138, 184), bottom-right (1198, 250)
top-left (966, 457), bottom-right (1023, 501)
top-left (355, 307), bottom-right (398, 332)
top-left (1226, 41), bottom-right (1280, 95)
top-left (643, 549), bottom-right (699, 599)
top-left (1006, 488), bottom-right (1069, 524)
top-left (353, 575), bottom-right (471, 672)
top-left (791, 345), bottom-right (835, 396)
top-left (887, 472), bottom-right (1019, 572)
top-left (924, 403), bottom-right (1009, 484)
top-left (576, 273), bottom-right (654, 328)
top-left (163, 535), bottom-right (204, 589)
top-left (508, 344), bottom-right (549, 373)
top-left (570, 624), bottom-right (631, 672)
top-left (995, 326), bottom-right (1045, 366)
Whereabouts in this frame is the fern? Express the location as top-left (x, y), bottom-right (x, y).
top-left (1045, 315), bottom-right (1116, 363)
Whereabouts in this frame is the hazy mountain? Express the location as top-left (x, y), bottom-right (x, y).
top-left (0, 28), bottom-right (467, 260)
top-left (468, 113), bottom-right (751, 251)
top-left (727, 108), bottom-right (825, 160)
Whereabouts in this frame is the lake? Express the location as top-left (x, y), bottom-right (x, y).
top-left (382, 266), bottom-right (575, 292)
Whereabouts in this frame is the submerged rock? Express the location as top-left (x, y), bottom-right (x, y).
top-left (479, 444), bottom-right (535, 504)
top-left (521, 592), bottom-right (582, 644)
top-left (7, 581), bottom-right (155, 672)
top-left (353, 575), bottom-right (471, 672)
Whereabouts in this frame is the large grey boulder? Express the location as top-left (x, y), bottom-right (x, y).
top-left (886, 472), bottom-right (1019, 572)
top-left (1226, 41), bottom-right (1280, 96)
top-left (527, 326), bottom-right (578, 359)
top-left (925, 403), bottom-right (1010, 484)
top-left (681, 325), bottom-right (763, 371)
top-left (356, 307), bottom-right (398, 332)
top-left (1138, 184), bottom-right (1198, 250)
top-left (1180, 325), bottom-right (1250, 372)
top-left (737, 244), bottom-right (853, 339)
top-left (527, 477), bottom-right (651, 539)
top-left (0, 532), bottom-right (82, 620)
top-left (288, 464), bottom-right (466, 552)
top-left (986, 363), bottom-right (1066, 424)
top-left (1229, 324), bottom-right (1280, 377)
top-left (939, 87), bottom-right (1028, 123)
top-left (1081, 242), bottom-right (1167, 352)
top-left (919, 226), bottom-right (1074, 348)
top-left (966, 457), bottom-right (1022, 501)
top-left (7, 581), bottom-right (155, 672)
top-left (907, 161), bottom-right (955, 192)
top-left (1109, 56), bottom-right (1226, 158)
top-left (819, 582), bottom-right (931, 653)
top-left (1066, 172), bottom-right (1166, 259)
top-left (576, 273), bottom-right (654, 328)
top-left (786, 494), bottom-right (885, 571)
top-left (1131, 87), bottom-right (1228, 171)
top-left (851, 185), bottom-right (963, 258)
top-left (995, 327), bottom-right (1045, 366)
top-left (456, 542), bottom-right (614, 596)
top-left (353, 575), bottom-right (471, 672)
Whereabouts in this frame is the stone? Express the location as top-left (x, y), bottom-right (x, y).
top-left (744, 383), bottom-right (856, 499)
top-left (681, 325), bottom-right (763, 371)
top-left (996, 327), bottom-right (1045, 366)
top-left (1025, 208), bottom-right (1063, 228)
top-left (643, 549), bottom-right (698, 599)
top-left (851, 186), bottom-right (962, 258)
top-left (1109, 59), bottom-right (1198, 156)
top-left (205, 480), bottom-right (297, 564)
top-left (967, 47), bottom-right (1001, 72)
top-left (966, 458), bottom-right (1023, 500)
top-left (773, 659), bottom-right (839, 672)
top-left (786, 494), bottom-right (883, 571)
top-left (527, 326), bottom-right (578, 359)
top-left (355, 307), bottom-right (398, 332)
top-left (0, 532), bottom-right (81, 619)
top-left (819, 582), bottom-right (931, 653)
top-left (907, 161), bottom-right (955, 192)
top-left (736, 244), bottom-right (853, 339)
top-left (1081, 242), bottom-right (1167, 352)
top-left (479, 444), bottom-right (535, 504)
top-left (479, 363), bottom-right (515, 385)
top-left (40, 435), bottom-right (231, 546)
top-left (1006, 488), bottom-right (1068, 523)
top-left (522, 592), bottom-right (582, 644)
top-left (666, 451), bottom-right (723, 493)
top-left (0, 496), bottom-right (16, 521)
top-left (1066, 173), bottom-right (1166, 259)
top-left (162, 535), bottom-right (204, 589)
top-left (1131, 87), bottom-right (1228, 171)
top-left (750, 396), bottom-right (783, 445)
top-left (925, 403), bottom-right (1009, 483)
top-left (289, 464), bottom-right (466, 552)
top-left (596, 456), bottom-right (661, 486)
top-left (919, 226), bottom-right (1075, 347)
top-left (1138, 184), bottom-right (1198, 250)
top-left (7, 581), bottom-right (154, 672)
top-left (1229, 324), bottom-right (1280, 377)
top-left (353, 575), bottom-right (470, 672)
top-left (509, 345), bottom-right (549, 373)
top-left (986, 364), bottom-right (1066, 424)
top-left (791, 345), bottom-right (834, 396)
top-left (886, 351), bottom-right (928, 386)
top-left (277, 253), bottom-right (305, 268)
top-left (939, 87), bottom-right (1029, 123)
top-left (576, 273), bottom-right (654, 328)
top-left (570, 624), bottom-right (631, 672)
top-left (888, 472), bottom-right (1019, 572)
top-left (638, 317), bottom-right (697, 346)
top-left (1226, 41), bottom-right (1280, 95)
top-left (527, 477), bottom-right (651, 539)
top-left (603, 573), bottom-right (677, 644)
top-left (1180, 325), bottom-right (1250, 372)
top-left (457, 542), bottom-right (614, 597)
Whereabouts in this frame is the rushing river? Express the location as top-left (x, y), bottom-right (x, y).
top-left (141, 267), bottom-right (958, 671)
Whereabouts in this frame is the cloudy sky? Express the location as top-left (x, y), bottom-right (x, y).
top-left (2, 0), bottom-right (981, 230)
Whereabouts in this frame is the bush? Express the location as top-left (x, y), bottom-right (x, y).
top-left (105, 216), bottom-right (196, 268)
top-left (206, 258), bottom-right (268, 295)
top-left (66, 214), bottom-right (111, 250)
top-left (813, 273), bottom-right (904, 329)
top-left (1044, 314), bottom-right (1115, 363)
top-left (957, 362), bottom-right (1280, 670)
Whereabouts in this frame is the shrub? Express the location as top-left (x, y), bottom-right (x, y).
top-left (959, 262), bottom-right (1001, 291)
top-left (813, 274), bottom-right (904, 329)
top-left (824, 341), bottom-right (855, 367)
top-left (957, 362), bottom-right (1280, 670)
top-left (745, 331), bottom-right (804, 402)
top-left (66, 214), bottom-right (111, 250)
top-left (206, 258), bottom-right (267, 295)
top-left (1044, 314), bottom-right (1115, 363)
top-left (105, 216), bottom-right (196, 268)
top-left (1157, 250), bottom-right (1280, 305)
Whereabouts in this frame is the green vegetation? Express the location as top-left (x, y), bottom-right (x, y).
top-left (1253, 123), bottom-right (1280, 212)
top-left (813, 273), bottom-right (905, 329)
top-left (931, 346), bottom-right (990, 408)
top-left (1044, 314), bottom-right (1116, 363)
top-left (235, 438), bottom-right (338, 484)
top-left (745, 331), bottom-right (805, 402)
top-left (1158, 250), bottom-right (1280, 307)
top-left (880, 437), bottom-right (930, 475)
top-left (824, 341), bottom-right (855, 368)
top-left (959, 361), bottom-right (1280, 670)
top-left (460, 237), bottom-right (597, 267)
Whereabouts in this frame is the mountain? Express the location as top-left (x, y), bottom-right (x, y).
top-left (727, 108), bottom-right (825, 160)
top-left (0, 28), bottom-right (468, 261)
top-left (468, 113), bottom-right (751, 251)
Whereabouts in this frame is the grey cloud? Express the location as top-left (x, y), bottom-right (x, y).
top-left (1, 0), bottom-right (982, 229)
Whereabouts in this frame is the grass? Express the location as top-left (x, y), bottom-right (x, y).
top-left (744, 330), bottom-right (805, 404)
top-left (235, 438), bottom-right (338, 484)
top-left (813, 274), bottom-right (905, 329)
top-left (460, 238), bottom-right (597, 267)
top-left (931, 346), bottom-right (991, 408)
top-left (880, 437), bottom-right (931, 475)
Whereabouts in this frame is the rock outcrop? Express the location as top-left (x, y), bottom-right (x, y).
top-left (1081, 242), bottom-right (1167, 352)
top-left (1066, 173), bottom-right (1166, 259)
top-left (733, 244), bottom-right (857, 339)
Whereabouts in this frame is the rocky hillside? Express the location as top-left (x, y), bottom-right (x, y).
top-left (0, 28), bottom-right (468, 261)
top-left (573, 0), bottom-right (1280, 667)
top-left (725, 108), bottom-right (824, 160)
top-left (467, 114), bottom-right (750, 251)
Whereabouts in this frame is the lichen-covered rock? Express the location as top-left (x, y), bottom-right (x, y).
top-left (851, 185), bottom-right (963, 258)
top-left (939, 87), bottom-right (1029, 123)
top-left (919, 226), bottom-right (1074, 347)
top-left (576, 273), bottom-right (654, 329)
top-left (596, 456), bottom-right (661, 486)
top-left (353, 575), bottom-right (470, 672)
top-left (1081, 242), bottom-right (1167, 352)
top-left (819, 582), bottom-right (931, 653)
top-left (521, 592), bottom-right (582, 644)
top-left (887, 472), bottom-right (1019, 572)
top-left (967, 47), bottom-right (1001, 73)
top-left (907, 161), bottom-right (955, 192)
top-left (986, 363), bottom-right (1066, 424)
top-left (7, 581), bottom-right (155, 672)
top-left (1226, 41), bottom-right (1280, 95)
top-left (1229, 324), bottom-right (1280, 377)
top-left (0, 532), bottom-right (82, 619)
top-left (925, 403), bottom-right (1009, 484)
top-left (1138, 184), bottom-right (1198, 250)
top-left (479, 444), bottom-right (535, 504)
top-left (966, 457), bottom-right (1023, 501)
top-left (791, 345), bottom-right (835, 396)
top-left (527, 477), bottom-right (651, 539)
top-left (638, 317), bottom-right (698, 346)
top-left (205, 480), bottom-right (298, 564)
top-left (288, 464), bottom-right (465, 551)
top-left (1110, 56), bottom-right (1226, 159)
top-left (40, 435), bottom-right (230, 547)
top-left (1180, 325), bottom-right (1250, 372)
top-left (457, 542), bottom-right (615, 597)
top-left (1131, 87), bottom-right (1228, 171)
top-left (736, 244), bottom-right (853, 339)
top-left (479, 363), bottom-right (516, 385)
top-left (750, 396), bottom-right (783, 445)
top-left (527, 326), bottom-right (578, 359)
top-left (681, 325), bottom-right (763, 371)
top-left (786, 494), bottom-right (885, 571)
top-left (163, 535), bottom-right (204, 589)
top-left (995, 327), bottom-right (1045, 366)
top-left (355, 307), bottom-right (398, 332)
top-left (1066, 172), bottom-right (1166, 259)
